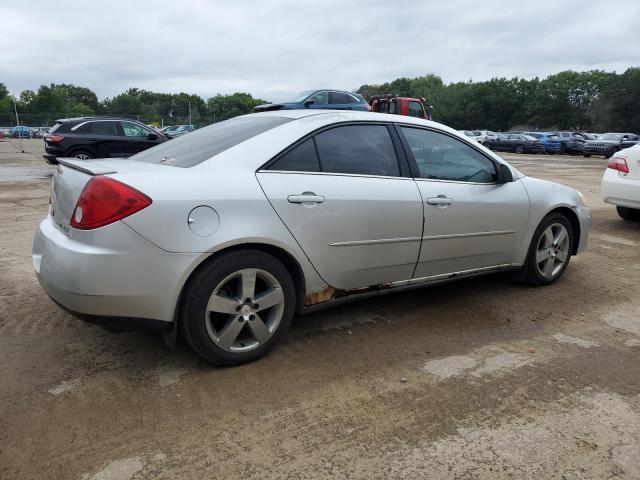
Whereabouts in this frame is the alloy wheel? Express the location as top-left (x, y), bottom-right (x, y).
top-left (204, 268), bottom-right (285, 353)
top-left (535, 223), bottom-right (570, 280)
top-left (74, 153), bottom-right (91, 160)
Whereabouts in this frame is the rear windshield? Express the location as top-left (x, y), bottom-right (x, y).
top-left (132, 116), bottom-right (291, 167)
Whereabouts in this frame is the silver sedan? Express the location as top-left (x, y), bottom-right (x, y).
top-left (33, 110), bottom-right (591, 365)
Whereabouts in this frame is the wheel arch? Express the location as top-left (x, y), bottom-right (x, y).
top-left (66, 146), bottom-right (97, 158)
top-left (175, 242), bottom-right (307, 325)
top-left (546, 206), bottom-right (581, 255)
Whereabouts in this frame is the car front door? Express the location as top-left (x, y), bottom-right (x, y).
top-left (119, 121), bottom-right (162, 156)
top-left (397, 126), bottom-right (530, 278)
top-left (256, 123), bottom-right (424, 290)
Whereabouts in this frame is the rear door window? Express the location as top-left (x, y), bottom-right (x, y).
top-left (329, 92), bottom-right (350, 104)
top-left (133, 116), bottom-right (291, 167)
top-left (314, 124), bottom-right (400, 177)
top-left (268, 139), bottom-right (320, 172)
top-left (90, 121), bottom-right (120, 136)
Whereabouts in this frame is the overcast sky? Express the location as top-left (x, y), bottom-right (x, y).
top-left (2, 0), bottom-right (639, 102)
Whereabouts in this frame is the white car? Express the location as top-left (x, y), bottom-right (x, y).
top-left (473, 130), bottom-right (498, 145)
top-left (460, 130), bottom-right (481, 143)
top-left (602, 145), bottom-right (640, 220)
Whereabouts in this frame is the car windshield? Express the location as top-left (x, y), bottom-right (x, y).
top-left (282, 90), bottom-right (314, 103)
top-left (599, 133), bottom-right (622, 140)
top-left (528, 133), bottom-right (542, 138)
top-left (132, 115), bottom-right (291, 167)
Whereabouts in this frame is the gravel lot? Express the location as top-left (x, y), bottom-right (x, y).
top-left (1, 139), bottom-right (639, 479)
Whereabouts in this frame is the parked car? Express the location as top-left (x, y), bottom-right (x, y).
top-left (34, 110), bottom-right (590, 365)
top-left (525, 132), bottom-right (562, 154)
top-left (43, 117), bottom-right (168, 164)
top-left (164, 124), bottom-right (195, 138)
top-left (11, 125), bottom-right (32, 138)
top-left (459, 130), bottom-right (481, 142)
top-left (369, 94), bottom-right (429, 119)
top-left (601, 144), bottom-right (640, 221)
top-left (254, 90), bottom-right (370, 112)
top-left (472, 130), bottom-right (498, 145)
top-left (553, 132), bottom-right (586, 154)
top-left (583, 133), bottom-right (639, 158)
top-left (487, 133), bottom-right (546, 154)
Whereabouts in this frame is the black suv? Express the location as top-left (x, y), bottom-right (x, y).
top-left (43, 117), bottom-right (168, 164)
top-left (582, 133), bottom-right (639, 158)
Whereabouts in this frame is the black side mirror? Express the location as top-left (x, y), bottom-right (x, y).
top-left (497, 164), bottom-right (513, 184)
top-left (303, 99), bottom-right (315, 108)
top-left (147, 133), bottom-right (159, 140)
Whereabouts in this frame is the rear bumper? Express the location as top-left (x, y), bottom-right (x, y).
top-left (33, 215), bottom-right (201, 324)
top-left (583, 145), bottom-right (614, 156)
top-left (602, 169), bottom-right (640, 209)
top-left (43, 153), bottom-right (59, 165)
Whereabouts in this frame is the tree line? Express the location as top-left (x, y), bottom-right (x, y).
top-left (1, 67), bottom-right (639, 132)
top-left (358, 68), bottom-right (640, 132)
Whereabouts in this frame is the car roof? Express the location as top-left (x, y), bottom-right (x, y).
top-left (55, 116), bottom-right (135, 123)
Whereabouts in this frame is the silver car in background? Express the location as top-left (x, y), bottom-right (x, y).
top-left (33, 110), bottom-right (591, 365)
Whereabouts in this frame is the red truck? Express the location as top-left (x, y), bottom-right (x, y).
top-left (369, 94), bottom-right (431, 120)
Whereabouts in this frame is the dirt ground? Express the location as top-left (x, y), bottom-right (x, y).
top-left (1, 138), bottom-right (639, 480)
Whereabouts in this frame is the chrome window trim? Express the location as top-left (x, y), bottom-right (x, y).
top-left (330, 236), bottom-right (422, 247)
top-left (257, 170), bottom-right (414, 181)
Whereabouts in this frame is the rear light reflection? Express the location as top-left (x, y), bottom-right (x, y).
top-left (70, 176), bottom-right (152, 230)
top-left (607, 156), bottom-right (629, 174)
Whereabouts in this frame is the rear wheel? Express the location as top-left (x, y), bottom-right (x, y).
top-left (523, 213), bottom-right (574, 286)
top-left (583, 153), bottom-right (591, 158)
top-left (180, 250), bottom-right (296, 365)
top-left (68, 149), bottom-right (94, 160)
top-left (515, 144), bottom-right (525, 154)
top-left (617, 206), bottom-right (640, 221)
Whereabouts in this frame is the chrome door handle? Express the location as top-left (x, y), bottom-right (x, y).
top-left (287, 194), bottom-right (325, 204)
top-left (427, 196), bottom-right (453, 206)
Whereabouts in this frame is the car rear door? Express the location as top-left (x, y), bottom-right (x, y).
top-left (83, 120), bottom-right (127, 158)
top-left (397, 125), bottom-right (530, 277)
top-left (256, 123), bottom-right (423, 290)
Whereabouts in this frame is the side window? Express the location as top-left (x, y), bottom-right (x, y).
top-left (268, 139), bottom-right (320, 172)
top-left (329, 92), bottom-right (350, 104)
top-left (74, 123), bottom-right (92, 133)
top-left (90, 121), bottom-right (119, 136)
top-left (400, 127), bottom-right (497, 183)
top-left (408, 102), bottom-right (424, 118)
top-left (389, 100), bottom-right (398, 114)
top-left (346, 94), bottom-right (360, 104)
top-left (121, 121), bottom-right (150, 137)
top-left (315, 125), bottom-right (400, 177)
top-left (309, 91), bottom-right (328, 105)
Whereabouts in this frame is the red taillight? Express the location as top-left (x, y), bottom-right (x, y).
top-left (45, 135), bottom-right (64, 143)
top-left (607, 156), bottom-right (629, 174)
top-left (70, 177), bottom-right (152, 230)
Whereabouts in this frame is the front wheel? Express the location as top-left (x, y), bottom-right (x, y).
top-left (583, 153), bottom-right (591, 158)
top-left (523, 213), bottom-right (574, 286)
top-left (617, 206), bottom-right (640, 221)
top-left (180, 250), bottom-right (296, 365)
top-left (515, 144), bottom-right (525, 154)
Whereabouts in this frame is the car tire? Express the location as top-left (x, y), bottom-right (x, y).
top-left (523, 213), bottom-right (574, 286)
top-left (617, 206), bottom-right (640, 221)
top-left (180, 249), bottom-right (296, 366)
top-left (583, 153), bottom-right (591, 158)
top-left (515, 144), bottom-right (525, 154)
top-left (560, 144), bottom-right (566, 154)
top-left (68, 149), bottom-right (94, 160)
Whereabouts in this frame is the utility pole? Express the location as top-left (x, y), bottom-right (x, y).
top-left (12, 96), bottom-right (24, 153)
top-left (188, 100), bottom-right (192, 126)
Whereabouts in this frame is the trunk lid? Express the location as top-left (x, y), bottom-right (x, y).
top-left (49, 158), bottom-right (155, 234)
